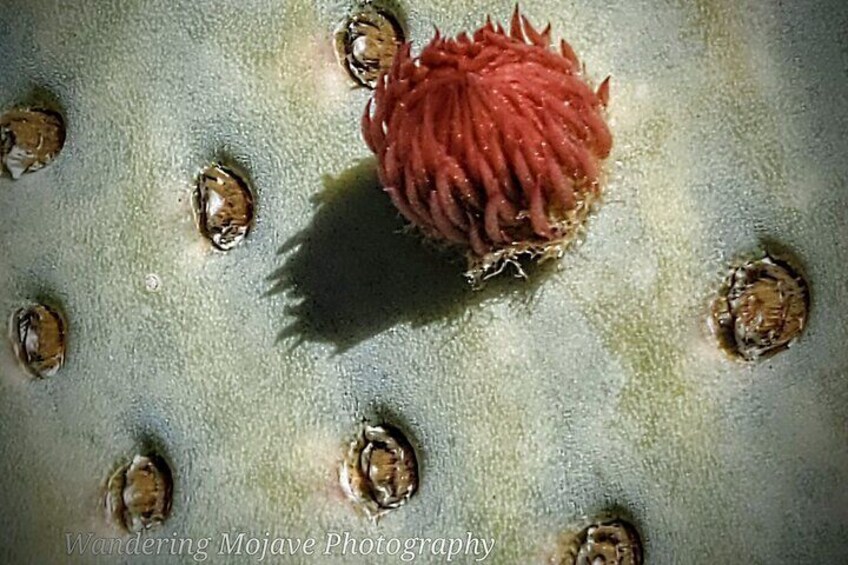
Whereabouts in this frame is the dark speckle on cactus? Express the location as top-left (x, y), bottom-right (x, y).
top-left (554, 518), bottom-right (643, 565)
top-left (340, 423), bottom-right (419, 520)
top-left (710, 252), bottom-right (809, 361)
top-left (0, 108), bottom-right (65, 179)
top-left (335, 2), bottom-right (406, 89)
top-left (105, 454), bottom-right (173, 534)
top-left (9, 303), bottom-right (66, 379)
top-left (194, 164), bottom-right (255, 251)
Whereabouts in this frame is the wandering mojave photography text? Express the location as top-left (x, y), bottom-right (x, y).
top-left (65, 531), bottom-right (496, 562)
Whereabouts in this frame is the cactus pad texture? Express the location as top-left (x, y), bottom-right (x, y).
top-left (1, 0), bottom-right (848, 563)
